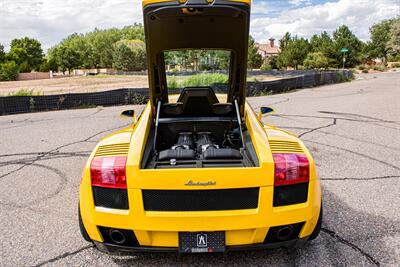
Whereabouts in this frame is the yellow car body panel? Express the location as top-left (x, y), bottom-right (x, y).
top-left (79, 101), bottom-right (322, 247)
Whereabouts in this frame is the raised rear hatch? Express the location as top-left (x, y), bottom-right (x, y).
top-left (143, 0), bottom-right (251, 116)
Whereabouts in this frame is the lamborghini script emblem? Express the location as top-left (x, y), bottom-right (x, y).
top-left (185, 180), bottom-right (217, 186)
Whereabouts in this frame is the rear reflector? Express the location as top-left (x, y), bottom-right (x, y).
top-left (90, 156), bottom-right (127, 189)
top-left (273, 154), bottom-right (309, 186)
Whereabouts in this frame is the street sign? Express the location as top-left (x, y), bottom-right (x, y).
top-left (341, 48), bottom-right (349, 53)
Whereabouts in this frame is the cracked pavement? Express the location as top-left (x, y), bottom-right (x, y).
top-left (0, 72), bottom-right (399, 266)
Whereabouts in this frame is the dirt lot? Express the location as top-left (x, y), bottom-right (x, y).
top-left (0, 74), bottom-right (280, 96)
top-left (0, 75), bottom-right (150, 96)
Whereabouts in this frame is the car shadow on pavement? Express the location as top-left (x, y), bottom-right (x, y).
top-left (109, 189), bottom-right (399, 266)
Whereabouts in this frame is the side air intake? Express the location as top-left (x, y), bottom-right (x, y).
top-left (95, 143), bottom-right (130, 157)
top-left (268, 140), bottom-right (304, 154)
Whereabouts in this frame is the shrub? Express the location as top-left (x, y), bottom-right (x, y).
top-left (181, 73), bottom-right (228, 88)
top-left (357, 65), bottom-right (366, 70)
top-left (8, 88), bottom-right (43, 96)
top-left (0, 61), bottom-right (20, 81)
top-left (362, 69), bottom-right (369, 73)
top-left (19, 61), bottom-right (31, 73)
top-left (167, 76), bottom-right (178, 89)
top-left (304, 52), bottom-right (329, 69)
top-left (112, 44), bottom-right (135, 71)
top-left (372, 65), bottom-right (386, 71)
top-left (260, 64), bottom-right (272, 71)
top-left (39, 61), bottom-right (50, 72)
top-left (391, 62), bottom-right (400, 68)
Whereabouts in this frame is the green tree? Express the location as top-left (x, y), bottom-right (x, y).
top-left (7, 47), bottom-right (29, 66)
top-left (112, 40), bottom-right (147, 71)
top-left (304, 52), bottom-right (329, 69)
top-left (57, 45), bottom-right (81, 73)
top-left (0, 61), bottom-right (20, 81)
top-left (332, 25), bottom-right (364, 67)
top-left (0, 44), bottom-right (5, 63)
top-left (247, 36), bottom-right (263, 69)
top-left (19, 61), bottom-right (31, 73)
top-left (277, 34), bottom-right (310, 69)
top-left (47, 24), bottom-right (145, 70)
top-left (367, 19), bottom-right (396, 61)
top-left (112, 44), bottom-right (135, 71)
top-left (267, 55), bottom-right (278, 69)
top-left (387, 19), bottom-right (400, 60)
top-left (310, 32), bottom-right (336, 67)
top-left (131, 45), bottom-right (147, 71)
top-left (39, 61), bottom-right (50, 72)
top-left (9, 37), bottom-right (44, 70)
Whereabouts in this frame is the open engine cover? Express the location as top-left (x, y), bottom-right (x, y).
top-left (143, 0), bottom-right (250, 116)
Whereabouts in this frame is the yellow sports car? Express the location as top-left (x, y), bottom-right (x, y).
top-left (79, 0), bottom-right (322, 254)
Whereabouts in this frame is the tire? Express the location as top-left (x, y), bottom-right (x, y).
top-left (78, 204), bottom-right (92, 242)
top-left (308, 204), bottom-right (323, 241)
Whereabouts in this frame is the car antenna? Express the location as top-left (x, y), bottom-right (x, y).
top-left (153, 100), bottom-right (162, 153)
top-left (234, 99), bottom-right (246, 151)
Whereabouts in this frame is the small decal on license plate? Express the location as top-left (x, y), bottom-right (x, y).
top-left (179, 232), bottom-right (225, 253)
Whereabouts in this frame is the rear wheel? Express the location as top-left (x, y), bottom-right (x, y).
top-left (308, 204), bottom-right (323, 241)
top-left (78, 204), bottom-right (92, 242)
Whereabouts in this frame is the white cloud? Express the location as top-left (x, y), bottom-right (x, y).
top-left (251, 0), bottom-right (400, 43)
top-left (288, 0), bottom-right (311, 6)
top-left (0, 0), bottom-right (399, 51)
top-left (0, 0), bottom-right (143, 51)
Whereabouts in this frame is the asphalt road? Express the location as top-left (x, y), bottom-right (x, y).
top-left (1, 71), bottom-right (399, 267)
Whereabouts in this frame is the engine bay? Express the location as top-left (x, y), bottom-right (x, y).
top-left (140, 87), bottom-right (259, 169)
top-left (158, 130), bottom-right (243, 163)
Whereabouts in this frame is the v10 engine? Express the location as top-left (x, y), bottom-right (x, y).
top-left (158, 131), bottom-right (242, 162)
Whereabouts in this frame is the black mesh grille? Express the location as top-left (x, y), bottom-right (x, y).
top-left (93, 187), bottom-right (129, 210)
top-left (273, 183), bottom-right (308, 207)
top-left (142, 188), bottom-right (259, 211)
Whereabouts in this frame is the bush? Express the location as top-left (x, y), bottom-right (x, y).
top-left (391, 62), bottom-right (400, 68)
top-left (372, 65), bottom-right (386, 71)
top-left (39, 61), bottom-right (50, 72)
top-left (362, 69), bottom-right (369, 73)
top-left (167, 76), bottom-right (178, 89)
top-left (19, 61), bottom-right (31, 73)
top-left (357, 65), bottom-right (366, 70)
top-left (0, 61), bottom-right (20, 81)
top-left (260, 64), bottom-right (272, 71)
top-left (8, 88), bottom-right (43, 96)
top-left (112, 40), bottom-right (146, 71)
top-left (112, 44), bottom-right (135, 71)
top-left (304, 52), bottom-right (329, 69)
top-left (181, 73), bottom-right (228, 88)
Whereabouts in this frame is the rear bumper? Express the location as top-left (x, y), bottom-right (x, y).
top-left (80, 180), bottom-right (322, 248)
top-left (94, 236), bottom-right (309, 254)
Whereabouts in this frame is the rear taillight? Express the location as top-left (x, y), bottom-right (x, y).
top-left (273, 154), bottom-right (309, 186)
top-left (90, 156), bottom-right (127, 189)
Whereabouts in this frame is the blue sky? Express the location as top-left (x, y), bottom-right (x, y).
top-left (0, 0), bottom-right (399, 51)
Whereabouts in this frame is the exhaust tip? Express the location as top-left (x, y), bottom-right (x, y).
top-left (276, 226), bottom-right (294, 241)
top-left (109, 229), bottom-right (126, 245)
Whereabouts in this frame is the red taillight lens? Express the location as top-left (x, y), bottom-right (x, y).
top-left (90, 156), bottom-right (127, 189)
top-left (273, 154), bottom-right (309, 186)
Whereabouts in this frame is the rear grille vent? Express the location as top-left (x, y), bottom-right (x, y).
top-left (269, 140), bottom-right (304, 154)
top-left (95, 143), bottom-right (130, 157)
top-left (142, 188), bottom-right (259, 212)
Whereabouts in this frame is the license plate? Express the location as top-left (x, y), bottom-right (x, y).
top-left (179, 232), bottom-right (225, 253)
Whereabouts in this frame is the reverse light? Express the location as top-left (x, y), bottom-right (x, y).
top-left (273, 154), bottom-right (309, 186)
top-left (90, 156), bottom-right (127, 189)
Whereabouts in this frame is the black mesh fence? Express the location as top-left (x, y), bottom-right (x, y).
top-left (0, 70), bottom-right (352, 116)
